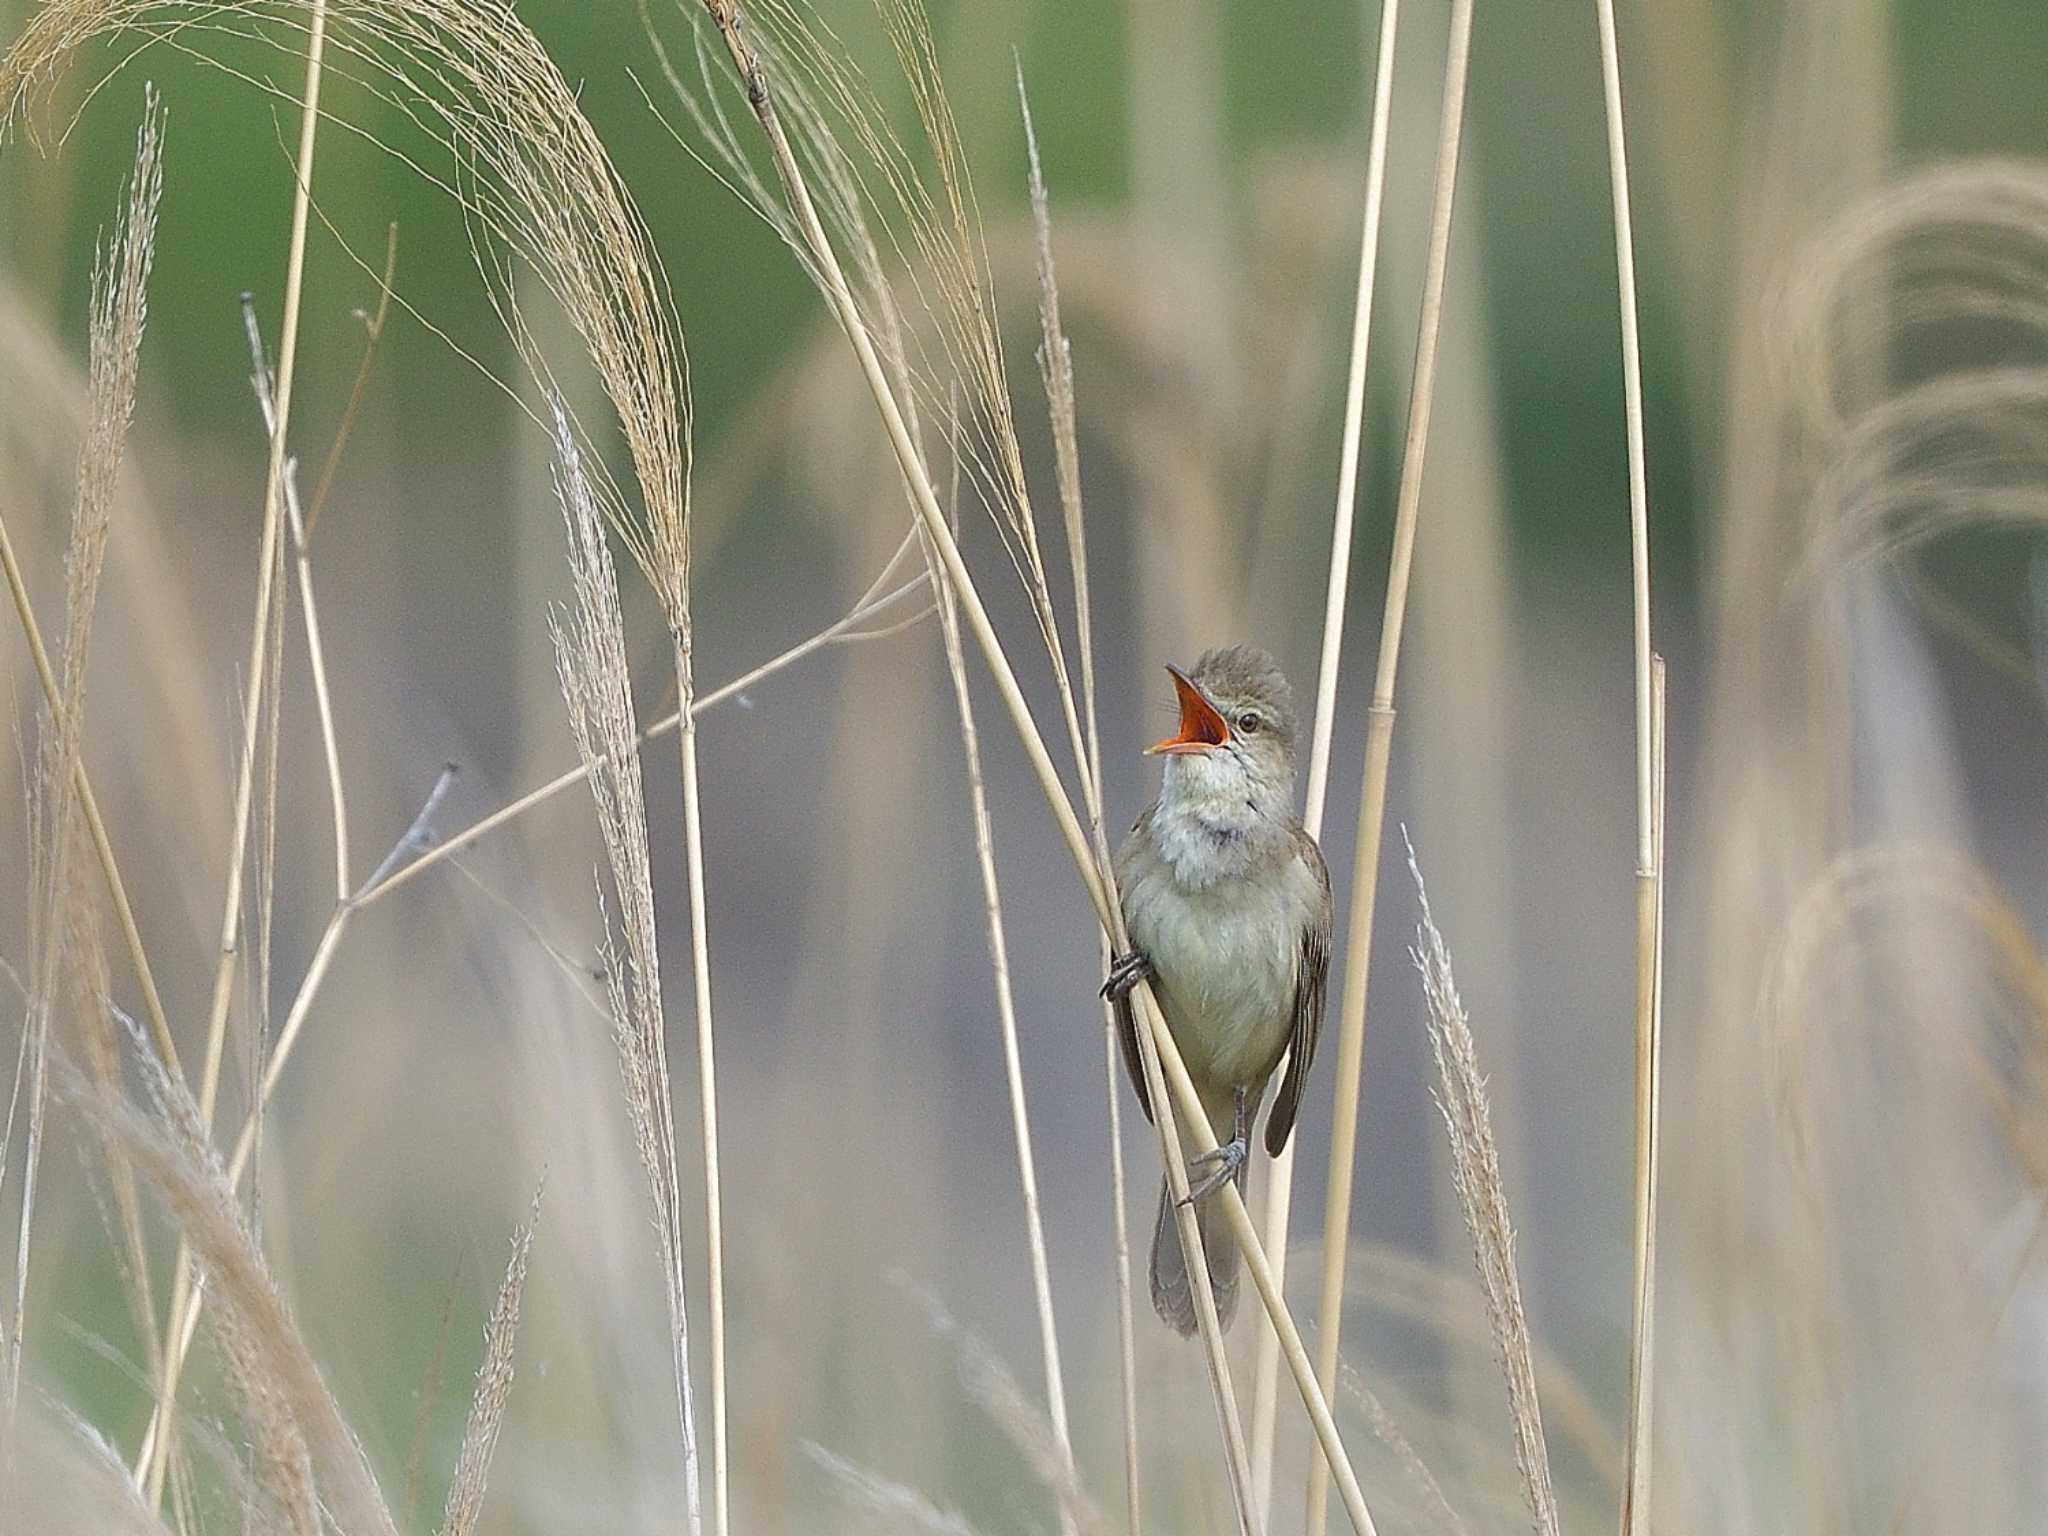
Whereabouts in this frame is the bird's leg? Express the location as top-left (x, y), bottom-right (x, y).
top-left (1181, 1086), bottom-right (1250, 1205)
top-left (1101, 947), bottom-right (1155, 1001)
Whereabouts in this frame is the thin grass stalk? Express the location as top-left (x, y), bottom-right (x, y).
top-left (143, 2), bottom-right (333, 1502)
top-left (241, 295), bottom-right (352, 904)
top-left (670, 633), bottom-right (729, 1536)
top-left (1017, 64), bottom-right (1113, 1530)
top-left (696, 13), bottom-right (1377, 1532)
top-left (356, 557), bottom-right (927, 907)
top-left (1126, 954), bottom-right (1261, 1536)
top-left (1594, 0), bottom-right (1661, 1526)
top-left (1623, 657), bottom-right (1667, 1534)
top-left (1305, 2), bottom-right (1475, 1530)
top-left (926, 511), bottom-right (1077, 1536)
top-left (1251, 0), bottom-right (1403, 1516)
top-left (1099, 1020), bottom-right (1140, 1535)
top-left (68, 893), bottom-right (165, 1406)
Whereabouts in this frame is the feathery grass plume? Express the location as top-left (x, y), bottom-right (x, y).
top-left (6, 86), bottom-right (161, 1420)
top-left (1761, 845), bottom-right (2048, 1197)
top-left (1336, 1363), bottom-right (1472, 1536)
top-left (437, 1191), bottom-right (540, 1536)
top-left (1337, 1241), bottom-right (1621, 1501)
top-left (1403, 836), bottom-right (1560, 1536)
top-left (672, 17), bottom-right (1098, 1521)
top-left (56, 1031), bottom-right (398, 1536)
top-left (905, 1285), bottom-right (1107, 1536)
top-left (1753, 841), bottom-right (2048, 1529)
top-left (1772, 163), bottom-right (2048, 572)
top-left (546, 396), bottom-right (703, 1536)
top-left (63, 870), bottom-right (164, 1411)
top-left (1, 0), bottom-right (689, 625)
top-left (657, 0), bottom-right (1090, 769)
top-left (10, 1399), bottom-right (180, 1536)
top-left (802, 1443), bottom-right (987, 1536)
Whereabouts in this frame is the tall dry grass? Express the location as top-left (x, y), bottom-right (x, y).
top-left (2, 2), bottom-right (2047, 1536)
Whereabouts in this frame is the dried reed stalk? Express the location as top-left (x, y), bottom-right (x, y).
top-left (924, 464), bottom-right (1079, 1534)
top-left (1623, 655), bottom-right (1668, 1534)
top-left (693, 8), bottom-right (1377, 1531)
top-left (140, 6), bottom-right (332, 1499)
top-left (1017, 64), bottom-right (1125, 1532)
top-left (1591, 1), bottom-right (1663, 1527)
top-left (1306, 2), bottom-right (1476, 1529)
top-left (1405, 837), bottom-right (1560, 1536)
top-left (1250, 0), bottom-right (1404, 1518)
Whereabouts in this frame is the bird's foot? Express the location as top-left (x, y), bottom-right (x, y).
top-left (1179, 1135), bottom-right (1248, 1205)
top-left (1101, 948), bottom-right (1155, 1001)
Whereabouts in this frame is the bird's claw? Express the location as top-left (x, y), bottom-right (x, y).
top-left (1101, 948), bottom-right (1155, 1001)
top-left (1179, 1135), bottom-right (1248, 1205)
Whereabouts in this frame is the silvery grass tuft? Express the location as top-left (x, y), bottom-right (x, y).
top-left (5, 82), bottom-right (161, 1427)
top-left (1404, 834), bottom-right (1560, 1536)
top-left (547, 397), bottom-right (706, 1536)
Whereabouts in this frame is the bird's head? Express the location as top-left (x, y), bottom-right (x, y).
top-left (1147, 645), bottom-right (1299, 825)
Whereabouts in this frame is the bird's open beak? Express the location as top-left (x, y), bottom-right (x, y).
top-left (1147, 665), bottom-right (1231, 755)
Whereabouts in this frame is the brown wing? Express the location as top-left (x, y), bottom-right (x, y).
top-left (1264, 832), bottom-right (1332, 1157)
top-left (1110, 805), bottom-right (1155, 1124)
top-left (1111, 983), bottom-right (1152, 1125)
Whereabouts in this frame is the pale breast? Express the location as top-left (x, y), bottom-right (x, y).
top-left (1119, 821), bottom-right (1322, 1091)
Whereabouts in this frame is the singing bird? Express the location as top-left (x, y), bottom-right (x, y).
top-left (1103, 645), bottom-right (1332, 1335)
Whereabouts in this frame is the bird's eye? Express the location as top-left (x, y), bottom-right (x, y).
top-left (1236, 712), bottom-right (1261, 734)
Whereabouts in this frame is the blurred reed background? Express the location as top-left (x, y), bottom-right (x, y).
top-left (3, 0), bottom-right (2048, 1533)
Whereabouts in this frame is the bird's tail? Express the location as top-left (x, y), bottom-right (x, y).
top-left (1149, 1164), bottom-right (1243, 1338)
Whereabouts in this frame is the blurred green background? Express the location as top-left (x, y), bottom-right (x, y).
top-left (6, 0), bottom-right (2043, 584)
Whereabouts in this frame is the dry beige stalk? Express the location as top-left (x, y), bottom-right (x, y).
top-left (1305, 1), bottom-right (1476, 1528)
top-left (1251, 0), bottom-right (1404, 1515)
top-left (1015, 66), bottom-right (1142, 1536)
top-left (1405, 837), bottom-right (1560, 1536)
top-left (1591, 1), bottom-right (1665, 1527)
top-left (921, 458), bottom-right (1080, 1536)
